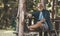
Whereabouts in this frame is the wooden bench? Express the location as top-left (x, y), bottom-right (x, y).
top-left (24, 32), bottom-right (39, 36)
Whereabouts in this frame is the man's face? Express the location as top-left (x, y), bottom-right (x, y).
top-left (37, 4), bottom-right (44, 11)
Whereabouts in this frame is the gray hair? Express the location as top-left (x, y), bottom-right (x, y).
top-left (37, 3), bottom-right (44, 8)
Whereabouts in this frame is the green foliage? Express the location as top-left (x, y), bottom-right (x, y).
top-left (0, 0), bottom-right (41, 29)
top-left (0, 0), bottom-right (18, 29)
top-left (57, 6), bottom-right (60, 16)
top-left (26, 0), bottom-right (40, 12)
top-left (47, 3), bottom-right (51, 7)
top-left (0, 0), bottom-right (3, 2)
top-left (26, 0), bottom-right (34, 11)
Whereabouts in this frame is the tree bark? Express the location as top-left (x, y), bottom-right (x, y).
top-left (17, 0), bottom-right (26, 36)
top-left (41, 0), bottom-right (46, 9)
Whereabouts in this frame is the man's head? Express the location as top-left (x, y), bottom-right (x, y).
top-left (37, 3), bottom-right (44, 11)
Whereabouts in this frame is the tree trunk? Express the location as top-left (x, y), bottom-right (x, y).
top-left (41, 0), bottom-right (46, 9)
top-left (17, 0), bottom-right (26, 36)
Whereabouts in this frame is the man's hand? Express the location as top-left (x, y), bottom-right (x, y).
top-left (40, 18), bottom-right (46, 23)
top-left (27, 14), bottom-right (32, 18)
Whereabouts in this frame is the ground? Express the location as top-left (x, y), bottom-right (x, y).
top-left (0, 30), bottom-right (16, 36)
top-left (0, 30), bottom-right (60, 36)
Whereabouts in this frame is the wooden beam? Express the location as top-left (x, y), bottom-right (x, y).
top-left (52, 0), bottom-right (55, 20)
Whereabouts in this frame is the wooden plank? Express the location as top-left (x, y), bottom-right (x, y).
top-left (24, 32), bottom-right (39, 36)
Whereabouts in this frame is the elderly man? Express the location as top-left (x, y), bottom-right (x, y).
top-left (28, 3), bottom-right (53, 36)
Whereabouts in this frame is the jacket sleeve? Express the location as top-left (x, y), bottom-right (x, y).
top-left (45, 10), bottom-right (53, 30)
top-left (45, 10), bottom-right (50, 20)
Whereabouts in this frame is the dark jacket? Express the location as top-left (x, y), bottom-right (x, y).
top-left (32, 9), bottom-right (53, 30)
